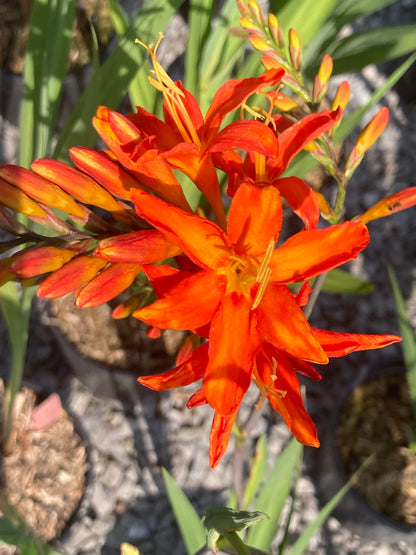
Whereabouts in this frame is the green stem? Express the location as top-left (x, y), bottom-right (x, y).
top-left (223, 532), bottom-right (252, 555)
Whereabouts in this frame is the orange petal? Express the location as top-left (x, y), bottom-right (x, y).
top-left (358, 187), bottom-right (416, 224)
top-left (312, 328), bottom-right (401, 357)
top-left (95, 230), bottom-right (182, 263)
top-left (257, 346), bottom-right (319, 446)
top-left (203, 292), bottom-right (260, 414)
top-left (75, 262), bottom-right (142, 307)
top-left (275, 176), bottom-right (320, 229)
top-left (273, 109), bottom-right (341, 175)
top-left (93, 107), bottom-right (191, 211)
top-left (11, 247), bottom-right (76, 278)
top-left (38, 256), bottom-right (107, 298)
top-left (131, 188), bottom-right (232, 270)
top-left (257, 284), bottom-right (328, 364)
top-left (133, 270), bottom-right (225, 330)
top-left (203, 68), bottom-right (285, 144)
top-left (209, 409), bottom-right (238, 468)
top-left (270, 221), bottom-right (369, 283)
top-left (0, 165), bottom-right (86, 217)
top-left (138, 342), bottom-right (208, 390)
top-left (227, 182), bottom-right (282, 256)
top-left (208, 120), bottom-right (279, 159)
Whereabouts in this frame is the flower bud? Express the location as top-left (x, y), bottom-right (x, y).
top-left (10, 247), bottom-right (76, 278)
top-left (38, 256), bottom-right (107, 298)
top-left (75, 262), bottom-right (142, 308)
top-left (288, 28), bottom-right (302, 72)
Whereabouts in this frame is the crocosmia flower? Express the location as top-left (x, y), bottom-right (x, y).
top-left (131, 180), bottom-right (375, 466)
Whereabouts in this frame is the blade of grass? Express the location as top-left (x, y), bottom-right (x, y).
top-left (185, 0), bottom-right (215, 96)
top-left (289, 460), bottom-right (370, 555)
top-left (246, 439), bottom-right (302, 551)
top-left (162, 468), bottom-right (206, 555)
top-left (241, 434), bottom-right (268, 509)
top-left (0, 283), bottom-right (36, 452)
top-left (388, 266), bottom-right (416, 422)
top-left (328, 25), bottom-right (416, 74)
top-left (275, 0), bottom-right (339, 47)
top-left (106, 0), bottom-right (156, 112)
top-left (19, 0), bottom-right (77, 166)
top-left (54, 0), bottom-right (184, 159)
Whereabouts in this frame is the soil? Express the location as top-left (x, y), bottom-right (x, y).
top-left (0, 0), bottom-right (114, 74)
top-left (337, 373), bottom-right (416, 527)
top-left (49, 294), bottom-right (185, 374)
top-left (0, 382), bottom-right (87, 545)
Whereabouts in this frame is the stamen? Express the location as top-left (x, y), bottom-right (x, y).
top-left (252, 238), bottom-right (275, 310)
top-left (136, 34), bottom-right (201, 147)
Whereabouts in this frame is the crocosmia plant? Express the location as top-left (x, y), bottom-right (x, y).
top-left (2, 3), bottom-right (416, 549)
top-left (1, 2), bottom-right (415, 473)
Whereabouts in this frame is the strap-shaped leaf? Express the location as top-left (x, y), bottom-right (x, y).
top-left (54, 0), bottom-right (184, 160)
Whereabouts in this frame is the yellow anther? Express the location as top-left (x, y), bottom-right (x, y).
top-left (136, 34), bottom-right (201, 146)
top-left (252, 238), bottom-right (275, 309)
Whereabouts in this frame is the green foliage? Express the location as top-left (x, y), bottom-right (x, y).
top-left (54, 0), bottom-right (184, 160)
top-left (246, 438), bottom-right (302, 551)
top-left (20, 0), bottom-right (78, 165)
top-left (0, 495), bottom-right (63, 555)
top-left (388, 266), bottom-right (416, 427)
top-left (320, 268), bottom-right (373, 295)
top-left (161, 468), bottom-right (206, 555)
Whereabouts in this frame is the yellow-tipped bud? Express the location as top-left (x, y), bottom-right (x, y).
top-left (248, 0), bottom-right (266, 25)
top-left (358, 186), bottom-right (416, 224)
top-left (268, 13), bottom-right (284, 49)
top-left (239, 16), bottom-right (257, 33)
top-left (318, 54), bottom-right (333, 84)
top-left (272, 91), bottom-right (299, 112)
top-left (355, 107), bottom-right (389, 157)
top-left (332, 81), bottom-right (350, 112)
top-left (249, 34), bottom-right (270, 53)
top-left (288, 28), bottom-right (302, 71)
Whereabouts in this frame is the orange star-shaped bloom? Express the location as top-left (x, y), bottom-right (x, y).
top-left (131, 181), bottom-right (371, 463)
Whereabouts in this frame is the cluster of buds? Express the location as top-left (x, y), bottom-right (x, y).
top-left (1, 10), bottom-right (416, 467)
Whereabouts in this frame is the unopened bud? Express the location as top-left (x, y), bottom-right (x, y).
top-left (248, 0), bottom-right (266, 26)
top-left (250, 34), bottom-right (270, 53)
top-left (268, 13), bottom-right (284, 49)
top-left (288, 28), bottom-right (302, 71)
top-left (332, 81), bottom-right (350, 112)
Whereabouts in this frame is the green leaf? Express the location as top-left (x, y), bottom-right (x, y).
top-left (20, 0), bottom-right (77, 165)
top-left (275, 0), bottom-right (339, 47)
top-left (185, 0), bottom-right (215, 96)
top-left (320, 268), bottom-right (374, 295)
top-left (198, 0), bottom-right (245, 111)
top-left (54, 0), bottom-right (184, 159)
top-left (0, 283), bottom-right (36, 448)
top-left (329, 25), bottom-right (416, 74)
top-left (289, 462), bottom-right (369, 555)
top-left (106, 0), bottom-right (156, 112)
top-left (161, 468), bottom-right (206, 555)
top-left (242, 434), bottom-right (268, 509)
top-left (203, 506), bottom-right (269, 534)
top-left (247, 438), bottom-right (302, 551)
top-left (388, 266), bottom-right (416, 422)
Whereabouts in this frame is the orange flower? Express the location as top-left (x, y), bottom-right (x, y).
top-left (94, 34), bottom-right (285, 227)
top-left (140, 326), bottom-right (399, 467)
top-left (131, 181), bottom-right (371, 464)
top-left (211, 107), bottom-right (342, 229)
